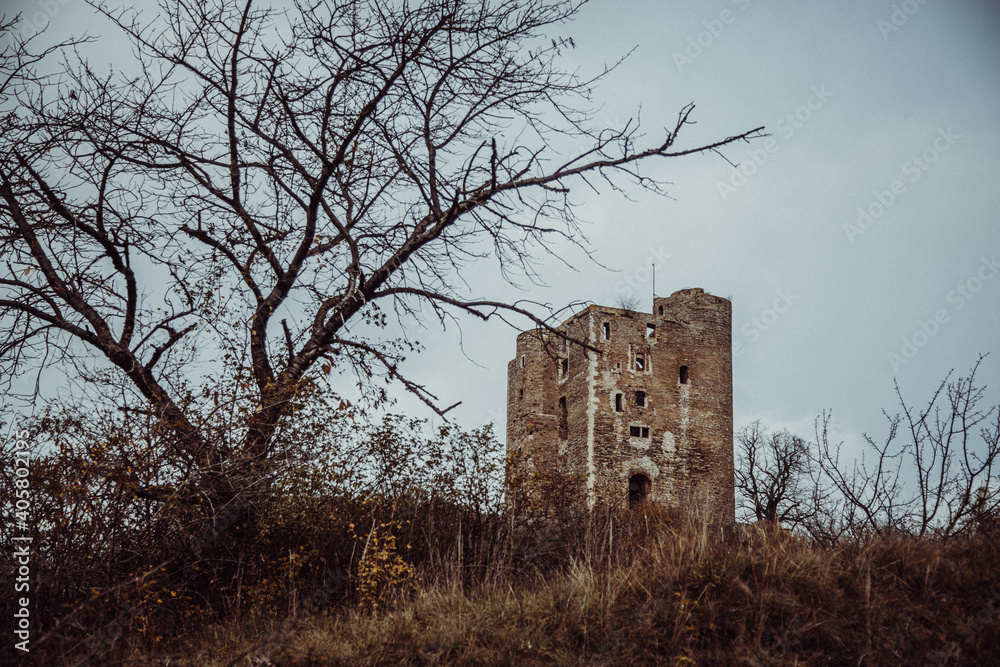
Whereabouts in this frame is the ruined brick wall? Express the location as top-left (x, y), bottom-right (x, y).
top-left (506, 311), bottom-right (592, 501)
top-left (506, 288), bottom-right (734, 525)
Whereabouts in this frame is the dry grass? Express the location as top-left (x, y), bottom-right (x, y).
top-left (118, 510), bottom-right (1000, 666)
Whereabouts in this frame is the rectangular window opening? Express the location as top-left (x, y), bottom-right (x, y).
top-left (603, 322), bottom-right (611, 340)
top-left (520, 354), bottom-right (525, 368)
top-left (634, 353), bottom-right (645, 372)
top-left (559, 396), bottom-right (568, 438)
top-left (615, 393), bottom-right (623, 412)
top-left (518, 388), bottom-right (524, 400)
top-left (629, 425), bottom-right (650, 438)
top-left (635, 391), bottom-right (646, 407)
top-left (679, 365), bottom-right (689, 384)
top-left (646, 323), bottom-right (655, 338)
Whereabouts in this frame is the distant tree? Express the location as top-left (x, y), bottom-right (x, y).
top-left (614, 293), bottom-right (642, 311)
top-left (0, 0), bottom-right (761, 505)
top-left (735, 421), bottom-right (821, 528)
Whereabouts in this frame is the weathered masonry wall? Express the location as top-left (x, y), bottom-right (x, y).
top-left (506, 288), bottom-right (734, 525)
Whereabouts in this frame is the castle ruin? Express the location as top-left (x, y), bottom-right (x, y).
top-left (506, 288), bottom-right (734, 525)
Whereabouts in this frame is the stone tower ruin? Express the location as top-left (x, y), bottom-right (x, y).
top-left (506, 288), bottom-right (734, 525)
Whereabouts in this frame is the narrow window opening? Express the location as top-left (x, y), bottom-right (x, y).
top-left (679, 365), bottom-right (689, 384)
top-left (615, 393), bottom-right (623, 412)
top-left (635, 391), bottom-right (646, 407)
top-left (603, 322), bottom-right (610, 340)
top-left (518, 388), bottom-right (524, 400)
top-left (658, 305), bottom-right (664, 316)
top-left (646, 323), bottom-right (655, 338)
top-left (634, 353), bottom-right (645, 372)
top-left (560, 358), bottom-right (568, 375)
top-left (558, 396), bottom-right (568, 438)
top-left (629, 473), bottom-right (651, 508)
top-left (520, 354), bottom-right (525, 368)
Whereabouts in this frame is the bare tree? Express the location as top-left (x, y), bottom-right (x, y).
top-left (812, 410), bottom-right (911, 536)
top-left (813, 355), bottom-right (1000, 537)
top-left (735, 421), bottom-right (821, 528)
top-left (900, 355), bottom-right (1000, 535)
top-left (0, 0), bottom-right (762, 502)
top-left (614, 292), bottom-right (642, 311)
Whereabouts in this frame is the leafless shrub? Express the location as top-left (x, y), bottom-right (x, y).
top-left (813, 355), bottom-right (1000, 538)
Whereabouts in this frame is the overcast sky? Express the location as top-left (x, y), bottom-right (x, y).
top-left (5, 0), bottom-right (999, 452)
top-left (414, 0), bottom-right (1000, 448)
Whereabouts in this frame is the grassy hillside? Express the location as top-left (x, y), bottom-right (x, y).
top-left (121, 513), bottom-right (1000, 666)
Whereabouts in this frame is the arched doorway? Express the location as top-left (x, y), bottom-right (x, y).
top-left (628, 473), bottom-right (651, 508)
